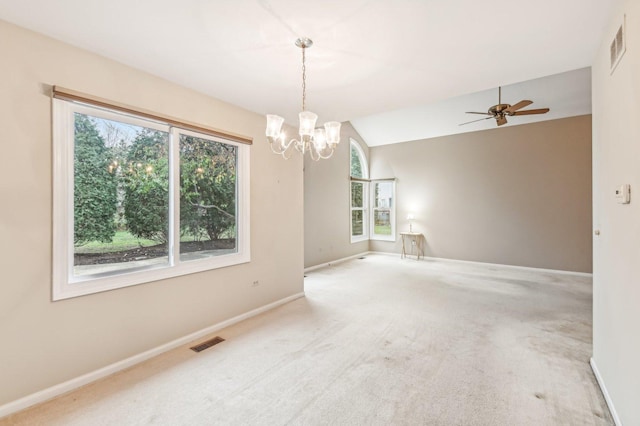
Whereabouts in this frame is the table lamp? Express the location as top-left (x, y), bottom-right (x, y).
top-left (407, 213), bottom-right (415, 232)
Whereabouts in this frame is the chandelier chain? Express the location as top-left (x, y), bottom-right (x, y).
top-left (302, 45), bottom-right (306, 112)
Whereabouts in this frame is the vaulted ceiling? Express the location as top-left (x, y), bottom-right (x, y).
top-left (0, 0), bottom-right (616, 145)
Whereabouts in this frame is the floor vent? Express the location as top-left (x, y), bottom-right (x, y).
top-left (190, 336), bottom-right (225, 352)
top-left (359, 257), bottom-right (366, 260)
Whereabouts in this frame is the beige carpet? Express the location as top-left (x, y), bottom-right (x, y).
top-left (2, 254), bottom-right (612, 425)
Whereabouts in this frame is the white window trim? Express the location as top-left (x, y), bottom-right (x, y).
top-left (350, 139), bottom-right (369, 243)
top-left (52, 99), bottom-right (250, 301)
top-left (370, 179), bottom-right (396, 242)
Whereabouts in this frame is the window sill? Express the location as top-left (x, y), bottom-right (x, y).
top-left (371, 235), bottom-right (396, 242)
top-left (53, 251), bottom-right (250, 301)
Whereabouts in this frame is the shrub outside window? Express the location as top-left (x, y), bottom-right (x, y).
top-left (53, 100), bottom-right (250, 300)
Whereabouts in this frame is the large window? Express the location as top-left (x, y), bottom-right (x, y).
top-left (53, 99), bottom-right (250, 300)
top-left (349, 139), bottom-right (396, 243)
top-left (350, 139), bottom-right (368, 243)
top-left (371, 180), bottom-right (396, 241)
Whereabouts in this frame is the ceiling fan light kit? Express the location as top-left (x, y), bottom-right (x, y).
top-left (265, 37), bottom-right (341, 161)
top-left (460, 86), bottom-right (550, 127)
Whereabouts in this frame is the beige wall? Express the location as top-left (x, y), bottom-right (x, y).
top-left (0, 20), bottom-right (303, 406)
top-left (304, 122), bottom-right (369, 268)
top-left (592, 1), bottom-right (640, 424)
top-left (369, 115), bottom-right (593, 273)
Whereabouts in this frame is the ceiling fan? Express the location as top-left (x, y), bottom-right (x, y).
top-left (460, 87), bottom-right (550, 127)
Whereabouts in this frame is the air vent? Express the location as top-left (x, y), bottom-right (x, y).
top-left (190, 336), bottom-right (225, 352)
top-left (610, 15), bottom-right (626, 73)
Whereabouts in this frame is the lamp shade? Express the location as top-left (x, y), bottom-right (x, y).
top-left (266, 115), bottom-right (284, 138)
top-left (313, 128), bottom-right (327, 150)
top-left (324, 121), bottom-right (341, 145)
top-left (407, 213), bottom-right (415, 220)
top-left (299, 111), bottom-right (318, 137)
top-left (278, 131), bottom-right (286, 148)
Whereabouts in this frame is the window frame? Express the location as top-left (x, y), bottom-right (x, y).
top-left (350, 139), bottom-right (369, 243)
top-left (370, 179), bottom-right (396, 242)
top-left (52, 99), bottom-right (250, 301)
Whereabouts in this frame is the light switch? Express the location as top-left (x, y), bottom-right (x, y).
top-left (615, 184), bottom-right (631, 204)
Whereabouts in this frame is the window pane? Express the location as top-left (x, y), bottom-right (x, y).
top-left (373, 210), bottom-right (392, 235)
top-left (352, 210), bottom-right (364, 236)
top-left (73, 113), bottom-right (170, 277)
top-left (179, 134), bottom-right (238, 260)
top-left (351, 182), bottom-right (363, 207)
top-left (374, 181), bottom-right (393, 208)
top-left (350, 144), bottom-right (363, 178)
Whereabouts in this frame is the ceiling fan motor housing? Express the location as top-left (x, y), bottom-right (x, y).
top-left (489, 104), bottom-right (511, 115)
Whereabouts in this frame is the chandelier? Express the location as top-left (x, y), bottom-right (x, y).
top-left (265, 37), bottom-right (341, 161)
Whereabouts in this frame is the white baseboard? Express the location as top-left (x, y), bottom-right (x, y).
top-left (306, 251), bottom-right (592, 277)
top-left (590, 358), bottom-right (622, 426)
top-left (304, 252), bottom-right (369, 273)
top-left (363, 251), bottom-right (592, 278)
top-left (420, 255), bottom-right (593, 277)
top-left (0, 292), bottom-right (305, 420)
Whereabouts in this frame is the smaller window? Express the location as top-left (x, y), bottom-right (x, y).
top-left (350, 139), bottom-right (368, 243)
top-left (370, 180), bottom-right (396, 241)
top-left (350, 139), bottom-right (368, 179)
top-left (351, 181), bottom-right (367, 241)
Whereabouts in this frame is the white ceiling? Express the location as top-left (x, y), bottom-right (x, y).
top-left (353, 67), bottom-right (592, 146)
top-left (0, 0), bottom-right (615, 145)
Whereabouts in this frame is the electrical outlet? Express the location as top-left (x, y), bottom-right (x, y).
top-left (251, 280), bottom-right (260, 287)
top-left (615, 184), bottom-right (631, 204)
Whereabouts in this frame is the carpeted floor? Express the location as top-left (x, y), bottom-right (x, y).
top-left (2, 254), bottom-right (612, 425)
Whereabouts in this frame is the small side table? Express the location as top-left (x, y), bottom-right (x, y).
top-left (400, 232), bottom-right (424, 260)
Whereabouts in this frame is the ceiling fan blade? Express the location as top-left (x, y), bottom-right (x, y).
top-left (497, 116), bottom-right (508, 126)
top-left (459, 116), bottom-right (493, 126)
top-left (465, 111), bottom-right (492, 115)
top-left (511, 108), bottom-right (550, 116)
top-left (504, 100), bottom-right (533, 114)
